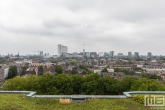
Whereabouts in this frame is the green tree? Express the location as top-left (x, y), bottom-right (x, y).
top-left (38, 66), bottom-right (43, 75)
top-left (101, 68), bottom-right (108, 72)
top-left (149, 74), bottom-right (161, 80)
top-left (141, 72), bottom-right (147, 78)
top-left (135, 58), bottom-right (143, 61)
top-left (7, 66), bottom-right (17, 79)
top-left (122, 69), bottom-right (129, 75)
top-left (51, 60), bottom-right (58, 63)
top-left (55, 73), bottom-right (73, 95)
top-left (37, 73), bottom-right (59, 95)
top-left (131, 78), bottom-right (165, 91)
top-left (20, 67), bottom-right (27, 76)
top-left (118, 77), bottom-right (137, 94)
top-left (55, 65), bottom-right (63, 74)
top-left (128, 60), bottom-right (132, 64)
top-left (114, 68), bottom-right (121, 72)
top-left (79, 65), bottom-right (92, 73)
top-left (72, 74), bottom-right (84, 94)
top-left (98, 76), bottom-right (119, 95)
top-left (81, 73), bottom-right (100, 95)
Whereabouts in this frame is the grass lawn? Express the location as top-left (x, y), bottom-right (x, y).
top-left (0, 94), bottom-right (152, 110)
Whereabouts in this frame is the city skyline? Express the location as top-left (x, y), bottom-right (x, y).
top-left (1, 0), bottom-right (165, 55)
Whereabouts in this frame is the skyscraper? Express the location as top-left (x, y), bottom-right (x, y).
top-left (134, 52), bottom-right (139, 58)
top-left (148, 52), bottom-right (152, 58)
top-left (58, 44), bottom-right (68, 57)
top-left (128, 51), bottom-right (132, 58)
top-left (40, 51), bottom-right (43, 56)
top-left (110, 51), bottom-right (114, 58)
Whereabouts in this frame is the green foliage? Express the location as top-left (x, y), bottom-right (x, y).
top-left (114, 68), bottom-right (135, 75)
top-left (131, 78), bottom-right (165, 91)
top-left (101, 68), bottom-right (108, 72)
top-left (79, 65), bottom-right (88, 71)
top-left (160, 57), bottom-right (165, 61)
top-left (98, 76), bottom-right (119, 95)
top-left (38, 66), bottom-right (43, 75)
top-left (141, 72), bottom-right (147, 78)
top-left (51, 60), bottom-right (58, 63)
top-left (3, 73), bottom-right (165, 95)
top-left (7, 66), bottom-right (17, 79)
top-left (114, 68), bottom-right (121, 72)
top-left (79, 65), bottom-right (92, 73)
top-left (20, 67), bottom-right (27, 76)
top-left (128, 60), bottom-right (132, 64)
top-left (0, 57), bottom-right (5, 64)
top-left (55, 73), bottom-right (73, 95)
top-left (133, 95), bottom-right (144, 104)
top-left (118, 77), bottom-right (137, 94)
top-left (149, 74), bottom-right (161, 80)
top-left (55, 65), bottom-right (63, 74)
top-left (70, 61), bottom-right (77, 65)
top-left (72, 74), bottom-right (84, 94)
top-left (81, 74), bottom-right (100, 95)
top-left (37, 74), bottom-right (58, 95)
top-left (135, 58), bottom-right (143, 61)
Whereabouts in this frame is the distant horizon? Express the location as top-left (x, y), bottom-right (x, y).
top-left (1, 51), bottom-right (165, 56)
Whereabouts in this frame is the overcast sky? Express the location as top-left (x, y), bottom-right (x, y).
top-left (0, 0), bottom-right (165, 55)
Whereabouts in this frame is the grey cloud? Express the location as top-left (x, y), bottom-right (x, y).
top-left (1, 0), bottom-right (165, 55)
top-left (43, 19), bottom-right (79, 29)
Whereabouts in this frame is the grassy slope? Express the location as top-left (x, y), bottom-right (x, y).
top-left (0, 94), bottom-right (151, 110)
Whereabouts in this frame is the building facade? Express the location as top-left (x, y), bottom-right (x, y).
top-left (110, 51), bottom-right (114, 58)
top-left (134, 52), bottom-right (139, 58)
top-left (148, 52), bottom-right (152, 58)
top-left (58, 44), bottom-right (68, 57)
top-left (128, 51), bottom-right (132, 58)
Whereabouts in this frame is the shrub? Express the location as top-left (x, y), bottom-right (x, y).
top-left (133, 95), bottom-right (144, 104)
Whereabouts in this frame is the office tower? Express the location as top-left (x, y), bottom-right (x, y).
top-left (148, 52), bottom-right (152, 57)
top-left (40, 51), bottom-right (43, 56)
top-left (83, 44), bottom-right (85, 57)
top-left (128, 51), bottom-right (132, 58)
top-left (110, 51), bottom-right (114, 58)
top-left (134, 52), bottom-right (139, 58)
top-left (58, 44), bottom-right (68, 57)
top-left (90, 52), bottom-right (97, 58)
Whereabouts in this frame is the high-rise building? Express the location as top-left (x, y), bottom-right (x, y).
top-left (90, 52), bottom-right (97, 58)
top-left (58, 44), bottom-right (68, 57)
top-left (128, 51), bottom-right (132, 58)
top-left (104, 52), bottom-right (109, 57)
top-left (134, 52), bottom-right (139, 58)
top-left (148, 52), bottom-right (152, 57)
top-left (110, 51), bottom-right (114, 58)
top-left (40, 51), bottom-right (43, 56)
top-left (73, 52), bottom-right (78, 58)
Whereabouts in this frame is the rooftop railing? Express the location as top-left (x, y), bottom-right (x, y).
top-left (1, 91), bottom-right (165, 99)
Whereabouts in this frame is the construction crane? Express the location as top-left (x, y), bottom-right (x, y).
top-left (32, 50), bottom-right (41, 55)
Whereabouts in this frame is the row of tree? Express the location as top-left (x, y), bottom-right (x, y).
top-left (114, 68), bottom-right (136, 75)
top-left (3, 73), bottom-right (165, 95)
top-left (7, 66), bottom-right (17, 79)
